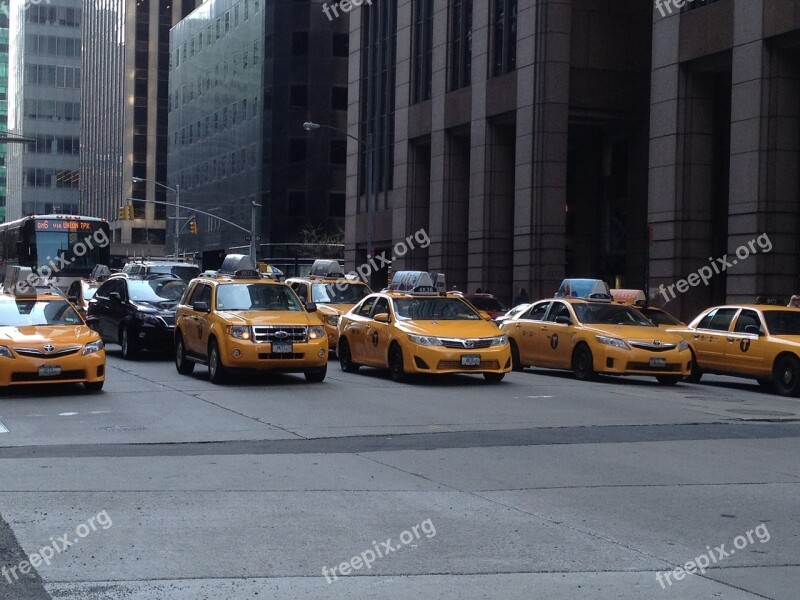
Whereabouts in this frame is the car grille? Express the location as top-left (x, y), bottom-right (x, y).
top-left (626, 362), bottom-right (682, 372)
top-left (14, 346), bottom-right (82, 359)
top-left (258, 353), bottom-right (305, 360)
top-left (628, 341), bottom-right (676, 352)
top-left (437, 360), bottom-right (501, 370)
top-left (252, 326), bottom-right (308, 343)
top-left (160, 315), bottom-right (176, 327)
top-left (439, 338), bottom-right (494, 349)
top-left (12, 370), bottom-right (86, 382)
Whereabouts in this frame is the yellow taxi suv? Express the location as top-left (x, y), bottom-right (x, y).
top-left (174, 264), bottom-right (328, 384)
top-left (611, 289), bottom-right (684, 329)
top-left (286, 260), bottom-right (371, 354)
top-left (668, 304), bottom-right (800, 396)
top-left (500, 279), bottom-right (691, 385)
top-left (0, 267), bottom-right (105, 392)
top-left (337, 274), bottom-right (511, 383)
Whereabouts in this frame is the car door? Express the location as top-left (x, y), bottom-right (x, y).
top-left (345, 296), bottom-right (377, 362)
top-left (178, 282), bottom-right (201, 352)
top-left (538, 301), bottom-right (575, 368)
top-left (88, 280), bottom-right (114, 340)
top-left (107, 279), bottom-right (130, 340)
top-left (509, 301), bottom-right (549, 365)
top-left (690, 308), bottom-right (738, 371)
top-left (725, 308), bottom-right (767, 376)
top-left (362, 297), bottom-right (392, 366)
top-left (185, 283), bottom-right (213, 356)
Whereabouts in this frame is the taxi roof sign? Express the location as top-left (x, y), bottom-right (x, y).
top-left (310, 259), bottom-right (344, 278)
top-left (611, 289), bottom-right (647, 306)
top-left (218, 254), bottom-right (257, 276)
top-left (387, 271), bottom-right (437, 293)
top-left (555, 278), bottom-right (612, 301)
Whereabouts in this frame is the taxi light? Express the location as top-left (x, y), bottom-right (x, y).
top-left (0, 345), bottom-right (15, 359)
top-left (325, 315), bottom-right (340, 327)
top-left (82, 340), bottom-right (104, 356)
top-left (678, 340), bottom-right (689, 352)
top-left (408, 334), bottom-right (442, 346)
top-left (489, 335), bottom-right (508, 347)
top-left (227, 325), bottom-right (251, 340)
top-left (309, 326), bottom-right (325, 340)
top-left (595, 335), bottom-right (630, 350)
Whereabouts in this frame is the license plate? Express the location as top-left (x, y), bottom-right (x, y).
top-left (273, 342), bottom-right (293, 354)
top-left (461, 354), bottom-right (481, 366)
top-left (39, 365), bottom-right (62, 377)
top-left (649, 358), bottom-right (667, 368)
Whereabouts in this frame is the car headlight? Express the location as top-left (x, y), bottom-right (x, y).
top-left (595, 335), bottom-right (630, 350)
top-left (325, 315), bottom-right (340, 327)
top-left (678, 340), bottom-right (689, 352)
top-left (82, 340), bottom-right (104, 356)
top-left (227, 325), bottom-right (251, 340)
top-left (308, 326), bottom-right (326, 340)
top-left (139, 313), bottom-right (163, 326)
top-left (408, 334), bottom-right (443, 346)
top-left (488, 335), bottom-right (509, 347)
top-left (0, 345), bottom-right (15, 359)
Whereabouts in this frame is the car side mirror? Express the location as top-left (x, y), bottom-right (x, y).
top-left (108, 292), bottom-right (122, 303)
top-left (373, 312), bottom-right (390, 323)
top-left (306, 302), bottom-right (318, 313)
top-left (478, 311), bottom-right (492, 321)
top-left (744, 324), bottom-right (763, 336)
top-left (555, 316), bottom-right (572, 325)
top-left (193, 301), bottom-right (210, 313)
top-left (68, 295), bottom-right (78, 303)
top-left (85, 315), bottom-right (99, 327)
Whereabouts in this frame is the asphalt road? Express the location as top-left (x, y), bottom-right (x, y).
top-left (1, 348), bottom-right (799, 599)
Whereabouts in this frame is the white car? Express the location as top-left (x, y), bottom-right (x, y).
top-left (495, 303), bottom-right (532, 325)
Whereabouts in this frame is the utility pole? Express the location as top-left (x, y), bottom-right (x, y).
top-left (250, 201), bottom-right (261, 260)
top-left (174, 184), bottom-right (181, 258)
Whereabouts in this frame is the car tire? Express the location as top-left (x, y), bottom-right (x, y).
top-left (756, 377), bottom-right (774, 390)
top-left (773, 355), bottom-right (800, 397)
top-left (120, 326), bottom-right (138, 360)
top-left (84, 380), bottom-right (104, 393)
top-left (388, 344), bottom-right (406, 383)
top-left (208, 339), bottom-right (227, 384)
top-left (483, 372), bottom-right (505, 383)
top-left (175, 335), bottom-right (195, 375)
top-left (338, 338), bottom-right (360, 373)
top-left (685, 350), bottom-right (703, 383)
top-left (572, 344), bottom-right (596, 381)
top-left (656, 375), bottom-right (682, 386)
top-left (510, 340), bottom-right (523, 372)
top-left (304, 365), bottom-right (327, 383)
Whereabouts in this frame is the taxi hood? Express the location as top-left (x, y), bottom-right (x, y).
top-left (583, 323), bottom-right (682, 343)
top-left (0, 325), bottom-right (98, 345)
top-left (396, 319), bottom-right (500, 338)
top-left (214, 311), bottom-right (320, 326)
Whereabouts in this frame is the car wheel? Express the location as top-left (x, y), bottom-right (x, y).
top-left (685, 350), bottom-right (703, 383)
top-left (388, 344), bottom-right (406, 383)
top-left (757, 377), bottom-right (774, 390)
top-left (175, 335), bottom-right (195, 375)
top-left (208, 339), bottom-right (226, 384)
top-left (656, 375), bottom-right (682, 386)
top-left (572, 344), bottom-right (596, 381)
top-left (304, 364), bottom-right (327, 383)
top-left (510, 340), bottom-right (523, 372)
top-left (773, 355), bottom-right (800, 396)
top-left (120, 326), bottom-right (138, 360)
top-left (84, 380), bottom-right (104, 393)
top-left (484, 372), bottom-right (505, 383)
top-left (338, 338), bottom-right (360, 373)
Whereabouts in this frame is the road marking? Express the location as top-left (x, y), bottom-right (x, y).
top-left (0, 421), bottom-right (8, 433)
top-left (59, 412), bottom-right (79, 416)
top-left (527, 395), bottom-right (554, 399)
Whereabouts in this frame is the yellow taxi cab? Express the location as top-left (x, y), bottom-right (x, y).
top-left (286, 260), bottom-right (371, 353)
top-left (611, 289), bottom-right (684, 329)
top-left (500, 279), bottom-right (691, 385)
top-left (336, 272), bottom-right (511, 383)
top-left (0, 267), bottom-right (105, 391)
top-left (667, 304), bottom-right (800, 396)
top-left (173, 257), bottom-right (329, 384)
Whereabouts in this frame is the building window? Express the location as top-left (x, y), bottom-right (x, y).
top-left (412, 0), bottom-right (433, 104)
top-left (289, 139), bottom-right (307, 163)
top-left (330, 140), bottom-right (347, 165)
top-left (332, 33), bottom-right (349, 57)
top-left (290, 85), bottom-right (308, 108)
top-left (329, 193), bottom-right (346, 217)
top-left (492, 0), bottom-right (517, 76)
top-left (449, 0), bottom-right (472, 90)
top-left (331, 86), bottom-right (348, 111)
top-left (288, 192), bottom-right (305, 216)
top-left (292, 31), bottom-right (309, 56)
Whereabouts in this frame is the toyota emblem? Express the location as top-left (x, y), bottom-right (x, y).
top-left (464, 340), bottom-right (475, 348)
top-left (652, 340), bottom-right (661, 346)
top-left (43, 344), bottom-right (55, 352)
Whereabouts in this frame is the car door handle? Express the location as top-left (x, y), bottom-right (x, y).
top-left (727, 337), bottom-right (735, 342)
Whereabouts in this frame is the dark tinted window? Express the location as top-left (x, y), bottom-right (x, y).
top-left (357, 297), bottom-right (377, 317)
top-left (733, 309), bottom-right (761, 333)
top-left (706, 308), bottom-right (738, 332)
top-left (524, 302), bottom-right (549, 321)
top-left (545, 302), bottom-right (571, 323)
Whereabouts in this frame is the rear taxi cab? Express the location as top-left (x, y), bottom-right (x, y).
top-left (500, 279), bottom-right (691, 385)
top-left (611, 289), bottom-right (684, 329)
top-left (174, 262), bottom-right (328, 384)
top-left (336, 272), bottom-right (511, 383)
top-left (668, 304), bottom-right (800, 396)
top-left (0, 267), bottom-right (105, 391)
top-left (286, 260), bottom-right (371, 354)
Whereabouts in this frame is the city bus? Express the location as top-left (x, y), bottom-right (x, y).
top-left (0, 215), bottom-right (111, 290)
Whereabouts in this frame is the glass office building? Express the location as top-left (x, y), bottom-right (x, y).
top-left (0, 21), bottom-right (8, 223)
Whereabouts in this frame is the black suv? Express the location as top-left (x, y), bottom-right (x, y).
top-left (87, 275), bottom-right (188, 359)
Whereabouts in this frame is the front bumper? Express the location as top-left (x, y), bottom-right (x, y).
top-left (0, 351), bottom-right (106, 387)
top-left (324, 323), bottom-right (339, 351)
top-left (218, 337), bottom-right (329, 372)
top-left (403, 344), bottom-right (512, 375)
top-left (593, 346), bottom-right (691, 377)
top-left (133, 323), bottom-right (175, 350)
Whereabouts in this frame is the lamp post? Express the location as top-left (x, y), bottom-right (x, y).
top-left (303, 121), bottom-right (374, 264)
top-left (131, 177), bottom-right (180, 256)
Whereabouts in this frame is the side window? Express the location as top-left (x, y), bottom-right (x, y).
top-left (734, 309), bottom-right (762, 333)
top-left (371, 298), bottom-right (390, 318)
top-left (195, 284), bottom-right (212, 306)
top-left (696, 309), bottom-right (716, 330)
top-left (295, 283), bottom-right (309, 302)
top-left (707, 308), bottom-right (738, 332)
top-left (545, 302), bottom-right (571, 323)
top-left (524, 302), bottom-right (549, 321)
top-left (185, 283), bottom-right (202, 305)
top-left (356, 297), bottom-right (377, 317)
top-left (116, 279), bottom-right (129, 299)
top-left (96, 280), bottom-right (114, 299)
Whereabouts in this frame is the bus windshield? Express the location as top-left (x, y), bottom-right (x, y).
top-left (31, 220), bottom-right (110, 276)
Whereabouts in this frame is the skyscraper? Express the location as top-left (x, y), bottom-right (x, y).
top-left (0, 13), bottom-right (9, 223)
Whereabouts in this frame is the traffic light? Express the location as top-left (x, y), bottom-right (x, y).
top-left (188, 219), bottom-right (198, 234)
top-left (118, 204), bottom-right (134, 220)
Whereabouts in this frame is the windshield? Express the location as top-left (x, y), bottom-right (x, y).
top-left (83, 285), bottom-right (99, 301)
top-left (764, 311), bottom-right (800, 335)
top-left (469, 297), bottom-right (507, 312)
top-left (393, 297), bottom-right (481, 321)
top-left (129, 279), bottom-right (187, 303)
top-left (216, 284), bottom-right (304, 311)
top-left (148, 265), bottom-right (200, 282)
top-left (0, 299), bottom-right (83, 327)
top-left (572, 303), bottom-right (655, 326)
top-left (32, 222), bottom-right (110, 276)
top-left (640, 307), bottom-right (682, 326)
top-left (311, 283), bottom-right (370, 304)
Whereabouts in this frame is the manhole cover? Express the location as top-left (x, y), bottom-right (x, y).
top-left (96, 425), bottom-right (156, 432)
top-left (726, 409), bottom-right (796, 417)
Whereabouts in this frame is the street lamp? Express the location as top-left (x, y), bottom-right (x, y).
top-left (131, 177), bottom-right (181, 256)
top-left (303, 121), bottom-right (375, 264)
